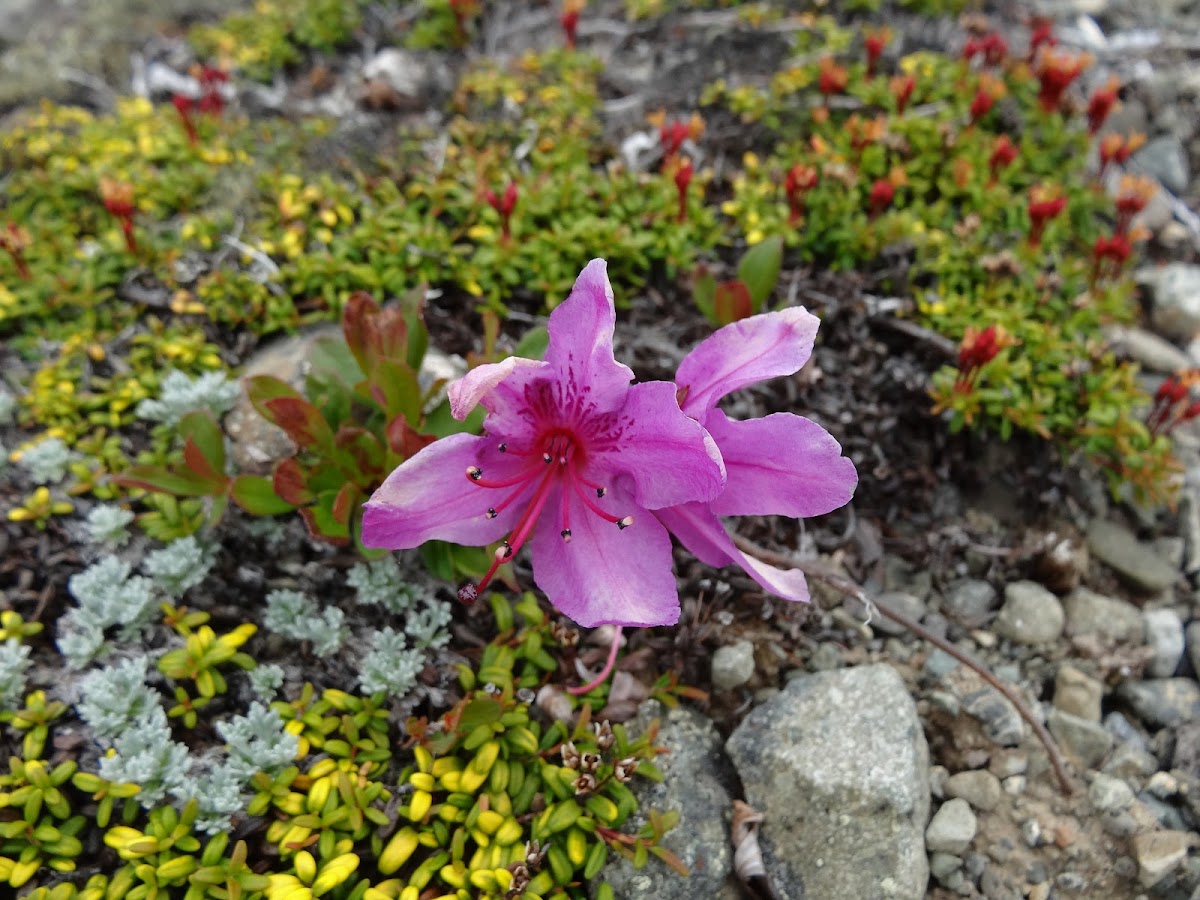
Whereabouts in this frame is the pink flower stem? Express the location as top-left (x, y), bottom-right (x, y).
top-left (567, 626), bottom-right (623, 695)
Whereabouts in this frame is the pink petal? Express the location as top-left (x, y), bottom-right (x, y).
top-left (594, 380), bottom-right (726, 510)
top-left (449, 357), bottom-right (547, 421)
top-left (544, 259), bottom-right (634, 404)
top-left (676, 307), bottom-right (820, 415)
top-left (704, 410), bottom-right (858, 518)
top-left (361, 433), bottom-right (523, 548)
top-left (655, 503), bottom-right (810, 603)
top-left (531, 483), bottom-right (680, 627)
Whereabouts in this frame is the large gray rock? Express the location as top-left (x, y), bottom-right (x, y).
top-left (1103, 325), bottom-right (1192, 374)
top-left (1063, 588), bottom-right (1145, 643)
top-left (1145, 263), bottom-right (1200, 343)
top-left (595, 702), bottom-right (739, 900)
top-left (993, 581), bottom-right (1064, 645)
top-left (1086, 520), bottom-right (1177, 594)
top-left (726, 665), bottom-right (930, 900)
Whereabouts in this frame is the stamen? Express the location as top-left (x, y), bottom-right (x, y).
top-left (467, 467), bottom-right (542, 490)
top-left (486, 507), bottom-right (497, 519)
top-left (596, 487), bottom-right (608, 498)
top-left (571, 476), bottom-right (623, 524)
top-left (467, 466), bottom-right (482, 480)
top-left (457, 584), bottom-right (478, 605)
top-left (561, 529), bottom-right (572, 542)
top-left (617, 516), bottom-right (633, 530)
top-left (542, 452), bottom-right (553, 464)
top-left (498, 443), bottom-right (507, 452)
top-left (567, 627), bottom-right (624, 696)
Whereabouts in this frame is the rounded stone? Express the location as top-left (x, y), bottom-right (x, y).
top-left (944, 770), bottom-right (1002, 812)
top-left (926, 798), bottom-right (978, 855)
top-left (711, 640), bottom-right (756, 691)
top-left (993, 581), bottom-right (1064, 645)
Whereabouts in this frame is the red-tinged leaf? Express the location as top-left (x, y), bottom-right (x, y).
top-left (244, 374), bottom-right (305, 423)
top-left (231, 475), bottom-right (297, 516)
top-left (333, 426), bottom-right (385, 477)
top-left (386, 415), bottom-right (437, 459)
top-left (178, 411), bottom-right (226, 473)
top-left (113, 466), bottom-right (219, 498)
top-left (272, 458), bottom-right (314, 505)
top-left (341, 291), bottom-right (378, 374)
top-left (650, 845), bottom-right (690, 877)
top-left (331, 483), bottom-right (358, 526)
top-left (263, 397), bottom-right (333, 450)
top-left (182, 437), bottom-right (228, 489)
top-left (371, 305), bottom-right (410, 369)
top-left (714, 279), bottom-right (754, 325)
top-left (299, 494), bottom-right (350, 545)
top-left (736, 234), bottom-right (783, 310)
top-left (370, 360), bottom-right (422, 424)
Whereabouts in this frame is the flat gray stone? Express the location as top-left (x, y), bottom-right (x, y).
top-left (940, 579), bottom-right (997, 626)
top-left (1103, 325), bottom-right (1192, 374)
top-left (1063, 588), bottom-right (1145, 643)
top-left (726, 665), bottom-right (930, 900)
top-left (711, 640), bottom-right (755, 691)
top-left (1047, 709), bottom-right (1114, 770)
top-left (597, 702), bottom-right (739, 900)
top-left (1143, 609), bottom-right (1185, 677)
top-left (993, 581), bottom-right (1064, 645)
top-left (1118, 678), bottom-right (1200, 729)
top-left (925, 798), bottom-right (977, 855)
top-left (1086, 520), bottom-right (1177, 594)
top-left (1054, 665), bottom-right (1104, 722)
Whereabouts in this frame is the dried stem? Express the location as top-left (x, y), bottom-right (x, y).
top-left (732, 535), bottom-right (1077, 796)
top-left (568, 626), bottom-right (624, 696)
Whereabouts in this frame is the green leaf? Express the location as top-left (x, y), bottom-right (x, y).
top-left (737, 234), bottom-right (783, 310)
top-left (263, 397), bottom-right (335, 450)
top-left (299, 491), bottom-right (350, 544)
top-left (113, 466), bottom-right (219, 498)
top-left (424, 399), bottom-right (485, 438)
top-left (692, 270), bottom-right (717, 323)
top-left (513, 325), bottom-right (549, 360)
top-left (714, 280), bottom-right (753, 326)
top-left (230, 476), bottom-right (296, 516)
top-left (244, 375), bottom-right (304, 422)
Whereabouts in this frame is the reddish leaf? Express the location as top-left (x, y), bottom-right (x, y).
top-left (244, 375), bottom-right (305, 423)
top-left (231, 475), bottom-right (297, 516)
top-left (272, 458), bottom-right (314, 505)
top-left (299, 493), bottom-right (350, 545)
top-left (386, 415), bottom-right (437, 458)
top-left (341, 291), bottom-right (379, 374)
top-left (263, 397), bottom-right (334, 450)
top-left (178, 411), bottom-right (226, 474)
top-left (714, 279), bottom-right (754, 325)
top-left (333, 426), bottom-right (385, 477)
top-left (183, 437), bottom-right (227, 488)
top-left (371, 305), bottom-right (410, 368)
top-left (331, 483), bottom-right (358, 526)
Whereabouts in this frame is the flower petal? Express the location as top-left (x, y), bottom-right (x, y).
top-left (593, 380), bottom-right (726, 510)
top-left (704, 410), bottom-right (858, 517)
top-left (676, 307), bottom-right (820, 415)
top-left (544, 259), bottom-right (634, 403)
top-left (449, 357), bottom-right (547, 420)
top-left (532, 483), bottom-right (679, 627)
top-left (361, 433), bottom-right (523, 548)
top-left (655, 503), bottom-right (810, 603)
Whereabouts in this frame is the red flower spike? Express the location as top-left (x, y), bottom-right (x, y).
top-left (0, 223), bottom-right (31, 280)
top-left (561, 0), bottom-right (584, 49)
top-left (1027, 15), bottom-right (1057, 63)
top-left (818, 57), bottom-right (848, 99)
top-left (1098, 132), bottom-right (1146, 178)
top-left (1033, 47), bottom-right (1092, 113)
top-left (172, 94), bottom-right (199, 145)
top-left (955, 324), bottom-right (1017, 392)
top-left (963, 33), bottom-right (1008, 66)
top-left (673, 159), bottom-right (693, 223)
top-left (1147, 371), bottom-right (1200, 436)
top-left (1086, 76), bottom-right (1120, 135)
top-left (988, 135), bottom-right (1018, 183)
top-left (784, 163), bottom-right (818, 226)
top-left (969, 86), bottom-right (995, 123)
top-left (890, 74), bottom-right (915, 114)
top-left (864, 27), bottom-right (890, 79)
top-left (868, 178), bottom-right (895, 217)
top-left (1027, 186), bottom-right (1065, 246)
top-left (1114, 174), bottom-right (1156, 234)
top-left (99, 178), bottom-right (137, 254)
top-left (486, 181), bottom-right (519, 240)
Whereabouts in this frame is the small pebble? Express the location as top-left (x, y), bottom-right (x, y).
top-left (1089, 773), bottom-right (1135, 812)
top-left (1020, 817), bottom-right (1042, 848)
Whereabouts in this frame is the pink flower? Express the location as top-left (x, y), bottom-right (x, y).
top-left (361, 260), bottom-right (726, 627)
top-left (654, 309), bottom-right (858, 604)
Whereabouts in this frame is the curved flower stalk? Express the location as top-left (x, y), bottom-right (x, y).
top-left (361, 260), bottom-right (725, 628)
top-left (655, 308), bottom-right (858, 604)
